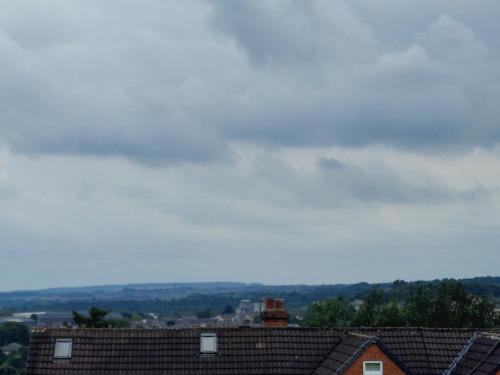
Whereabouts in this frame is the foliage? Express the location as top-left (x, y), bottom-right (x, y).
top-left (374, 301), bottom-right (406, 327)
top-left (352, 288), bottom-right (386, 326)
top-left (73, 307), bottom-right (130, 328)
top-left (4, 277), bottom-right (499, 317)
top-left (305, 297), bottom-right (355, 327)
top-left (196, 309), bottom-right (215, 319)
top-left (304, 281), bottom-right (500, 328)
top-left (222, 304), bottom-right (235, 315)
top-left (0, 323), bottom-right (29, 347)
top-left (404, 281), bottom-right (499, 328)
top-left (0, 346), bottom-right (23, 374)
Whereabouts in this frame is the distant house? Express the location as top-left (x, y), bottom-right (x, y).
top-left (1, 342), bottom-right (23, 355)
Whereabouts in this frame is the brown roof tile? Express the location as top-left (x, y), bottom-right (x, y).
top-left (450, 334), bottom-right (500, 375)
top-left (26, 327), bottom-right (500, 375)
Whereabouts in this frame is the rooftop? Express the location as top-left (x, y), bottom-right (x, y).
top-left (26, 327), bottom-right (500, 375)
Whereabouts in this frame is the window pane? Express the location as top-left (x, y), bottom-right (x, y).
top-left (364, 362), bottom-right (382, 375)
top-left (200, 334), bottom-right (217, 353)
top-left (365, 363), bottom-right (381, 371)
top-left (54, 341), bottom-right (72, 358)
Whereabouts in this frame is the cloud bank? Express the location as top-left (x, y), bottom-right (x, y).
top-left (0, 0), bottom-right (499, 290)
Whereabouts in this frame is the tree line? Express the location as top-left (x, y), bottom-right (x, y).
top-left (305, 280), bottom-right (500, 328)
top-left (0, 322), bottom-right (29, 375)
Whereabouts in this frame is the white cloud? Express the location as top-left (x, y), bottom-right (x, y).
top-left (0, 143), bottom-right (499, 290)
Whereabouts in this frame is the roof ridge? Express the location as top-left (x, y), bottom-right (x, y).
top-left (478, 333), bottom-right (500, 340)
top-left (345, 332), bottom-right (378, 340)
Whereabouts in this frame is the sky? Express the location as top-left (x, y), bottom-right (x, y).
top-left (1, 0), bottom-right (500, 291)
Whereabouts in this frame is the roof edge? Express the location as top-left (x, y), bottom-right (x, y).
top-left (466, 336), bottom-right (500, 375)
top-left (332, 334), bottom-right (378, 375)
top-left (443, 333), bottom-right (477, 375)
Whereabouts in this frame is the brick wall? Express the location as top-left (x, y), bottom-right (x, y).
top-left (343, 344), bottom-right (407, 375)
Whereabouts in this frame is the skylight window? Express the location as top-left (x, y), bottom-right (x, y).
top-left (54, 339), bottom-right (73, 359)
top-left (200, 333), bottom-right (217, 354)
top-left (363, 361), bottom-right (383, 375)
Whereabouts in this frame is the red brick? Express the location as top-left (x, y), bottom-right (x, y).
top-left (343, 344), bottom-right (407, 375)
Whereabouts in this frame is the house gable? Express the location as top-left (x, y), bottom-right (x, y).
top-left (313, 333), bottom-right (410, 375)
top-left (344, 344), bottom-right (407, 375)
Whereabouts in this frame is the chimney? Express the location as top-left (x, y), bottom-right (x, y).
top-left (261, 298), bottom-right (288, 328)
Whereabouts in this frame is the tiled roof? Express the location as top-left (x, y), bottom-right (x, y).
top-left (313, 332), bottom-right (412, 375)
top-left (450, 334), bottom-right (500, 375)
top-left (27, 327), bottom-right (342, 375)
top-left (313, 333), bottom-right (377, 375)
top-left (350, 328), bottom-right (478, 375)
top-left (26, 327), bottom-right (500, 375)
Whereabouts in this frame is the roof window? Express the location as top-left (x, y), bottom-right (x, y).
top-left (200, 333), bottom-right (217, 354)
top-left (54, 338), bottom-right (73, 359)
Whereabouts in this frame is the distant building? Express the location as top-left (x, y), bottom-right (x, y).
top-left (1, 342), bottom-right (23, 356)
top-left (350, 299), bottom-right (364, 311)
top-left (236, 300), bottom-right (253, 315)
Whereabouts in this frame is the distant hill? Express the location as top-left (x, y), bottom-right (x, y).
top-left (0, 277), bottom-right (498, 315)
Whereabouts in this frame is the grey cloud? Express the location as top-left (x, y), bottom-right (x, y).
top-left (1, 146), bottom-right (500, 290)
top-left (0, 0), bottom-right (226, 163)
top-left (317, 157), bottom-right (483, 204)
top-left (0, 186), bottom-right (17, 201)
top-left (212, 2), bottom-right (500, 150)
top-left (2, 1), bottom-right (500, 291)
top-left (210, 0), bottom-right (376, 65)
top-left (1, 1), bottom-right (500, 163)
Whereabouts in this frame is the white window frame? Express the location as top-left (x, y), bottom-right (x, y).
top-left (363, 361), bottom-right (383, 375)
top-left (54, 338), bottom-right (73, 359)
top-left (200, 333), bottom-right (217, 354)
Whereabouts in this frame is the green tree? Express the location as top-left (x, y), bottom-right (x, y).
top-left (375, 301), bottom-right (406, 327)
top-left (73, 307), bottom-right (130, 328)
top-left (0, 323), bottom-right (29, 346)
top-left (431, 280), bottom-right (471, 327)
top-left (222, 304), bottom-right (235, 315)
top-left (0, 365), bottom-right (17, 375)
top-left (29, 314), bottom-right (38, 325)
top-left (404, 281), bottom-right (498, 328)
top-left (353, 288), bottom-right (386, 326)
top-left (467, 296), bottom-right (497, 328)
top-left (305, 297), bottom-right (355, 327)
top-left (4, 349), bottom-right (27, 370)
top-left (405, 286), bottom-right (433, 326)
top-left (121, 312), bottom-right (133, 320)
top-left (196, 309), bottom-right (215, 319)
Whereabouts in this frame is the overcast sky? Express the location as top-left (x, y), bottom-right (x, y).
top-left (1, 0), bottom-right (500, 291)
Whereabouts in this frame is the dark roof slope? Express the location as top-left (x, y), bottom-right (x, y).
top-left (350, 328), bottom-right (477, 375)
top-left (451, 334), bottom-right (500, 375)
top-left (27, 327), bottom-right (343, 375)
top-left (313, 332), bottom-right (410, 375)
top-left (26, 328), bottom-right (499, 375)
top-left (313, 333), bottom-right (376, 375)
